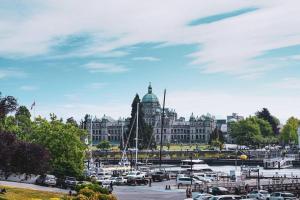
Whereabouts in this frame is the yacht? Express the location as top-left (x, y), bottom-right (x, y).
top-left (263, 156), bottom-right (295, 169)
top-left (181, 159), bottom-right (212, 172)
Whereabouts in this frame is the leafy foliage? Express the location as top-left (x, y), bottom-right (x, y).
top-left (0, 92), bottom-right (18, 126)
top-left (28, 116), bottom-right (87, 178)
top-left (97, 140), bottom-right (111, 150)
top-left (280, 117), bottom-right (299, 144)
top-left (256, 108), bottom-right (280, 135)
top-left (0, 131), bottom-right (50, 176)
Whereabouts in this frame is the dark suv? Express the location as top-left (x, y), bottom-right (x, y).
top-left (151, 171), bottom-right (170, 182)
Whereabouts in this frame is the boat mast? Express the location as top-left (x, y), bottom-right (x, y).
top-left (135, 102), bottom-right (139, 170)
top-left (159, 89), bottom-right (166, 169)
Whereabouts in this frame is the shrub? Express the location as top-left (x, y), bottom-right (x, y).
top-left (75, 183), bottom-right (109, 195)
top-left (79, 188), bottom-right (95, 198)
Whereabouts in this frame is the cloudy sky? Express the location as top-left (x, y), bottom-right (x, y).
top-left (1, 0), bottom-right (300, 123)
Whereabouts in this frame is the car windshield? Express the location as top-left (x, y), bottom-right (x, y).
top-left (260, 191), bottom-right (268, 194)
top-left (67, 177), bottom-right (76, 181)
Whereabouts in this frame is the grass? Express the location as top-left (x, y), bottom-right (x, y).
top-left (0, 186), bottom-right (67, 200)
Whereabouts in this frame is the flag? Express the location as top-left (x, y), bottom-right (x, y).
top-left (31, 101), bottom-right (36, 110)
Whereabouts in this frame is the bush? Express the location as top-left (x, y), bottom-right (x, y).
top-left (75, 183), bottom-right (109, 195)
top-left (78, 188), bottom-right (95, 198)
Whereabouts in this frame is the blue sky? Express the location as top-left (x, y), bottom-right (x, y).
top-left (0, 0), bottom-right (300, 123)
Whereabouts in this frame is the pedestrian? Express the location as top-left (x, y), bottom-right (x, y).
top-left (110, 181), bottom-right (113, 191)
top-left (149, 178), bottom-right (152, 187)
top-left (69, 190), bottom-right (72, 196)
top-left (186, 187), bottom-right (189, 198)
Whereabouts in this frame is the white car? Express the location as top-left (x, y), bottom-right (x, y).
top-left (126, 171), bottom-right (145, 179)
top-left (194, 175), bottom-right (212, 183)
top-left (209, 195), bottom-right (244, 200)
top-left (193, 193), bottom-right (213, 200)
top-left (115, 177), bottom-right (127, 185)
top-left (247, 190), bottom-right (270, 200)
top-left (268, 192), bottom-right (296, 200)
top-left (176, 177), bottom-right (202, 186)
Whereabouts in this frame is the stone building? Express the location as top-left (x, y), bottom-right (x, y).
top-left (141, 83), bottom-right (216, 144)
top-left (85, 83), bottom-right (216, 145)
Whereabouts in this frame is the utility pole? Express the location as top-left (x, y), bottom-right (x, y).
top-left (159, 89), bottom-right (166, 169)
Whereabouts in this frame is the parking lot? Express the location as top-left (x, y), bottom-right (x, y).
top-left (114, 179), bottom-right (186, 200)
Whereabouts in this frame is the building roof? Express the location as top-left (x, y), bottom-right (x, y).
top-left (142, 83), bottom-right (159, 103)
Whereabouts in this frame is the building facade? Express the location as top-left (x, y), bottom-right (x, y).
top-left (141, 83), bottom-right (216, 144)
top-left (85, 83), bottom-right (216, 145)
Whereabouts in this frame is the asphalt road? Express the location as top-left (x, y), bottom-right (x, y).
top-left (0, 180), bottom-right (71, 194)
top-left (0, 180), bottom-right (186, 200)
top-left (113, 180), bottom-right (186, 200)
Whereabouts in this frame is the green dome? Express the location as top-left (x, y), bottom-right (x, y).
top-left (142, 83), bottom-right (159, 103)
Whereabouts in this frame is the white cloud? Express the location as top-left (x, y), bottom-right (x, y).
top-left (83, 62), bottom-right (128, 73)
top-left (20, 85), bottom-right (38, 91)
top-left (132, 56), bottom-right (160, 61)
top-left (1, 0), bottom-right (300, 77)
top-left (0, 68), bottom-right (27, 79)
top-left (270, 77), bottom-right (300, 90)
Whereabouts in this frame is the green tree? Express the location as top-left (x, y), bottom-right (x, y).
top-left (29, 116), bottom-right (87, 178)
top-left (231, 118), bottom-right (261, 146)
top-left (97, 140), bottom-right (111, 150)
top-left (15, 106), bottom-right (32, 140)
top-left (0, 92), bottom-right (18, 127)
top-left (209, 128), bottom-right (224, 144)
top-left (249, 116), bottom-right (273, 137)
top-left (280, 117), bottom-right (299, 144)
top-left (126, 94), bottom-right (154, 149)
top-left (66, 117), bottom-right (78, 127)
top-left (256, 108), bottom-right (280, 135)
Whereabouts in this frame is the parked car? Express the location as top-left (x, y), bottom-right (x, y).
top-left (64, 176), bottom-right (77, 189)
top-left (35, 174), bottom-right (57, 186)
top-left (193, 193), bottom-right (213, 200)
top-left (194, 175), bottom-right (212, 183)
top-left (209, 187), bottom-right (229, 195)
top-left (151, 171), bottom-right (170, 182)
top-left (127, 177), bottom-right (149, 185)
top-left (247, 190), bottom-right (270, 200)
top-left (126, 171), bottom-right (145, 179)
top-left (115, 177), bottom-right (127, 185)
top-left (268, 192), bottom-right (296, 200)
top-left (209, 195), bottom-right (244, 200)
top-left (176, 177), bottom-right (202, 186)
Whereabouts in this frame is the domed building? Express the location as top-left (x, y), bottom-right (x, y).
top-left (141, 83), bottom-right (161, 126)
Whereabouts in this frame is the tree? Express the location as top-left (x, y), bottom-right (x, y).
top-left (125, 94), bottom-right (154, 149)
top-left (209, 128), bottom-right (224, 144)
top-left (256, 108), bottom-right (280, 135)
top-left (29, 116), bottom-right (87, 178)
top-left (230, 119), bottom-right (261, 146)
top-left (280, 117), bottom-right (299, 144)
top-left (0, 131), bottom-right (50, 177)
top-left (15, 105), bottom-right (31, 119)
top-left (97, 140), bottom-right (111, 150)
top-left (0, 92), bottom-right (18, 126)
top-left (66, 117), bottom-right (78, 127)
top-left (15, 106), bottom-right (32, 140)
top-left (249, 117), bottom-right (273, 137)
